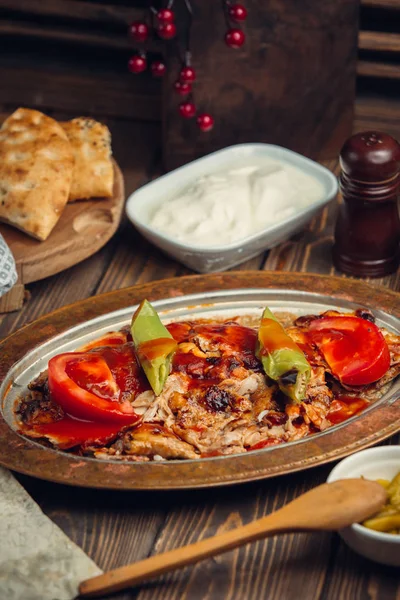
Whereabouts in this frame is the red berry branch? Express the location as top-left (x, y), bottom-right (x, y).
top-left (128, 53), bottom-right (147, 74)
top-left (158, 8), bottom-right (175, 23)
top-left (229, 3), bottom-right (248, 21)
top-left (127, 1), bottom-right (247, 134)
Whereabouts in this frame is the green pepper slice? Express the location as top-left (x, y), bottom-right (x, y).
top-left (256, 307), bottom-right (311, 403)
top-left (131, 299), bottom-right (178, 396)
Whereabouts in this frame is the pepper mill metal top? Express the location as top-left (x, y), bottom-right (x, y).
top-left (333, 130), bottom-right (400, 278)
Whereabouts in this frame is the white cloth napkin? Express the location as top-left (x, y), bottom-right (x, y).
top-left (0, 234), bottom-right (17, 296)
top-left (0, 467), bottom-right (102, 600)
top-left (0, 237), bottom-right (99, 596)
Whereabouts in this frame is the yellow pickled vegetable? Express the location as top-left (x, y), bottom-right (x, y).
top-left (363, 515), bottom-right (400, 532)
top-left (387, 472), bottom-right (400, 510)
top-left (375, 479), bottom-right (390, 489)
top-left (362, 470), bottom-right (400, 535)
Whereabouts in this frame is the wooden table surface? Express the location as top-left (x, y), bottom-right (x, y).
top-left (1, 94), bottom-right (400, 600)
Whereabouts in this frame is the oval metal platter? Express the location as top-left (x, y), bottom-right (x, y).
top-left (0, 272), bottom-right (399, 490)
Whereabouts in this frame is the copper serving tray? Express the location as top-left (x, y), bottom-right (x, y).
top-left (0, 272), bottom-right (399, 490)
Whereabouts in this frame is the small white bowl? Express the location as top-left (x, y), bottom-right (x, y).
top-left (126, 143), bottom-right (338, 273)
top-left (327, 446), bottom-right (400, 567)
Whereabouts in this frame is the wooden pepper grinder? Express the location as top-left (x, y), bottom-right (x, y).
top-left (333, 131), bottom-right (400, 277)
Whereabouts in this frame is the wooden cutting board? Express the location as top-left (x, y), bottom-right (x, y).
top-left (0, 160), bottom-right (125, 311)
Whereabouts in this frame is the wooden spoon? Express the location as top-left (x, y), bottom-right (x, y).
top-left (79, 479), bottom-right (386, 598)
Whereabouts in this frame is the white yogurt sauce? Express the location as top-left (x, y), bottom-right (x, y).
top-left (148, 158), bottom-right (325, 248)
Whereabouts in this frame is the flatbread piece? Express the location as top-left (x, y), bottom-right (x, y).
top-left (61, 117), bottom-right (114, 201)
top-left (0, 108), bottom-right (74, 241)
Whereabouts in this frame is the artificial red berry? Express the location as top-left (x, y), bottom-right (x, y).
top-left (229, 4), bottom-right (248, 22)
top-left (128, 21), bottom-right (149, 43)
top-left (128, 54), bottom-right (147, 74)
top-left (174, 80), bottom-right (192, 95)
top-left (179, 102), bottom-right (196, 119)
top-left (151, 61), bottom-right (167, 77)
top-left (225, 28), bottom-right (246, 48)
top-left (157, 8), bottom-right (175, 22)
top-left (180, 66), bottom-right (196, 83)
top-left (157, 22), bottom-right (177, 40)
top-left (197, 113), bottom-right (214, 132)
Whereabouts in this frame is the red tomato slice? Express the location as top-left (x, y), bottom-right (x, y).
top-left (327, 397), bottom-right (369, 424)
top-left (48, 352), bottom-right (139, 424)
top-left (79, 331), bottom-right (128, 352)
top-left (66, 354), bottom-right (120, 400)
top-left (308, 316), bottom-right (390, 386)
top-left (25, 415), bottom-right (124, 450)
top-left (247, 438), bottom-right (282, 451)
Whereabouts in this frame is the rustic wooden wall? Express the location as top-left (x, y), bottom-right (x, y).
top-left (164, 0), bottom-right (360, 169)
top-left (0, 0), bottom-right (399, 168)
top-left (0, 0), bottom-right (162, 121)
top-left (359, 0), bottom-right (400, 80)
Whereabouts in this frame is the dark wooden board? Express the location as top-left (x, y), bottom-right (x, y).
top-left (0, 162), bottom-right (125, 285)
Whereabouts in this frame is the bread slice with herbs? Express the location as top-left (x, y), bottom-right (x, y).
top-left (0, 107), bottom-right (74, 241)
top-left (60, 117), bottom-right (114, 201)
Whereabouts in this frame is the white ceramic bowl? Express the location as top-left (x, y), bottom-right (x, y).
top-left (126, 143), bottom-right (338, 273)
top-left (327, 446), bottom-right (400, 566)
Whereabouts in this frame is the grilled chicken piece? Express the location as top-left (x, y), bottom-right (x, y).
top-left (192, 334), bottom-right (221, 354)
top-left (305, 366), bottom-right (332, 406)
top-left (28, 370), bottom-right (49, 392)
top-left (131, 390), bottom-right (155, 414)
top-left (253, 365), bottom-right (332, 442)
top-left (288, 367), bottom-right (332, 431)
top-left (301, 401), bottom-right (331, 430)
top-left (282, 409), bottom-right (310, 441)
top-left (141, 373), bottom-right (188, 427)
top-left (246, 376), bottom-right (279, 417)
top-left (121, 423), bottom-right (199, 460)
top-left (169, 374), bottom-right (273, 455)
top-left (93, 450), bottom-right (150, 462)
top-left (381, 329), bottom-right (400, 376)
top-left (170, 388), bottom-right (249, 455)
top-left (18, 393), bottom-right (64, 425)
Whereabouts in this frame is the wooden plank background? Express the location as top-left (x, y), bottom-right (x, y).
top-left (359, 0), bottom-right (400, 78)
top-left (0, 0), bottom-right (162, 120)
top-left (0, 0), bottom-right (399, 121)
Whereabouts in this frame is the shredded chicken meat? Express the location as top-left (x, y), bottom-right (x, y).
top-left (16, 309), bottom-right (400, 461)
